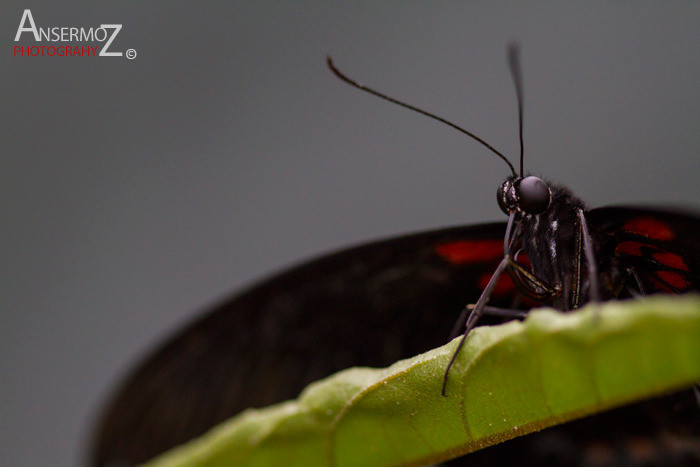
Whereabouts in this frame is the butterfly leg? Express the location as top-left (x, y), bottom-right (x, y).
top-left (447, 304), bottom-right (527, 343)
top-left (578, 209), bottom-right (600, 302)
top-left (507, 258), bottom-right (557, 301)
top-left (611, 266), bottom-right (647, 298)
top-left (442, 256), bottom-right (511, 396)
top-left (443, 213), bottom-right (553, 396)
top-left (445, 212), bottom-right (525, 349)
top-left (627, 267), bottom-right (646, 295)
top-left (476, 305), bottom-right (529, 319)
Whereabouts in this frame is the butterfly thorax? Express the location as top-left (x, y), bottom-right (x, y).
top-left (515, 183), bottom-right (589, 311)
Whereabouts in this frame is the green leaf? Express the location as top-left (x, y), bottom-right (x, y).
top-left (145, 295), bottom-right (700, 466)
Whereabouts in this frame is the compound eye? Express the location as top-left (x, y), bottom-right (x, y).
top-left (497, 179), bottom-right (516, 214)
top-left (517, 176), bottom-right (550, 214)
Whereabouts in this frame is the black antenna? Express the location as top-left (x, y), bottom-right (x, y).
top-left (507, 43), bottom-right (525, 178)
top-left (327, 56), bottom-right (517, 178)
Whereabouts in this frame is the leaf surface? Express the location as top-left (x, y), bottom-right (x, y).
top-left (146, 295), bottom-right (700, 466)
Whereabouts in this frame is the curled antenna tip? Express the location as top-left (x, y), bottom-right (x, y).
top-left (325, 54), bottom-right (518, 178)
top-left (326, 55), bottom-right (349, 83)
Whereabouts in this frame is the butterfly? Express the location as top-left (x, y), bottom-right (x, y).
top-left (91, 46), bottom-right (700, 466)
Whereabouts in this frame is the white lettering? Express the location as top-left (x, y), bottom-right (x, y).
top-left (37, 27), bottom-right (51, 41)
top-left (15, 10), bottom-right (128, 57)
top-left (99, 24), bottom-right (122, 56)
top-left (15, 9), bottom-right (39, 41)
top-left (79, 28), bottom-right (94, 42)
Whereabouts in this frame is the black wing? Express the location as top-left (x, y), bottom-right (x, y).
top-left (589, 207), bottom-right (700, 295)
top-left (92, 222), bottom-right (512, 466)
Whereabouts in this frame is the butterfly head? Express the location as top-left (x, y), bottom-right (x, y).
top-left (497, 175), bottom-right (551, 216)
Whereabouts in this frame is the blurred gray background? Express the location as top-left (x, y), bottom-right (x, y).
top-left (2, 2), bottom-right (699, 465)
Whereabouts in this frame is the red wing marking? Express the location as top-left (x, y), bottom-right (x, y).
top-left (651, 251), bottom-right (690, 272)
top-left (515, 252), bottom-right (532, 268)
top-left (436, 239), bottom-right (503, 264)
top-left (615, 242), bottom-right (690, 273)
top-left (622, 217), bottom-right (675, 241)
top-left (615, 241), bottom-right (646, 257)
top-left (654, 271), bottom-right (691, 290)
top-left (478, 271), bottom-right (516, 297)
top-left (649, 276), bottom-right (674, 293)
